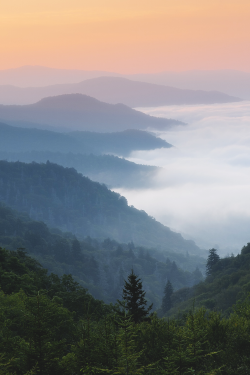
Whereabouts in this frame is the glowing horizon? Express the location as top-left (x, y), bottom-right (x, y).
top-left (1, 0), bottom-right (250, 73)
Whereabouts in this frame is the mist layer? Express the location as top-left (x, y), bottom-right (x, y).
top-left (115, 101), bottom-right (250, 253)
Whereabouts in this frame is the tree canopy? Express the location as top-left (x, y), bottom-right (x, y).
top-left (206, 248), bottom-right (220, 276)
top-left (120, 269), bottom-right (152, 323)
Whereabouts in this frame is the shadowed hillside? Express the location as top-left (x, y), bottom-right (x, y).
top-left (0, 150), bottom-right (160, 188)
top-left (164, 245), bottom-right (250, 317)
top-left (0, 203), bottom-right (205, 306)
top-left (0, 94), bottom-right (182, 131)
top-left (0, 123), bottom-right (172, 156)
top-left (0, 160), bottom-right (201, 255)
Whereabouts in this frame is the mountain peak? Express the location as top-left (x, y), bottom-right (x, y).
top-left (34, 93), bottom-right (105, 110)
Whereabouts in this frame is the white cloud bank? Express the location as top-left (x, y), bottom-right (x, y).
top-left (115, 101), bottom-right (250, 253)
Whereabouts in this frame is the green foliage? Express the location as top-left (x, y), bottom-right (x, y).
top-left (0, 246), bottom-right (110, 320)
top-left (113, 313), bottom-right (148, 374)
top-left (2, 245), bottom-right (250, 374)
top-left (167, 244), bottom-right (250, 316)
top-left (206, 249), bottom-right (220, 276)
top-left (119, 270), bottom-right (152, 323)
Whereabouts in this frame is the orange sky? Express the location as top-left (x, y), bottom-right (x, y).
top-left (1, 0), bottom-right (250, 73)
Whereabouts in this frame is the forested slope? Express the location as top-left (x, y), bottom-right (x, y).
top-left (0, 160), bottom-right (201, 255)
top-left (0, 150), bottom-right (159, 188)
top-left (0, 203), bottom-right (204, 306)
top-left (166, 245), bottom-right (250, 316)
top-left (1, 241), bottom-right (250, 374)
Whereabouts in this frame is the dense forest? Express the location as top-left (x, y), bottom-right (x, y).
top-left (0, 151), bottom-right (159, 189)
top-left (1, 245), bottom-right (250, 374)
top-left (164, 246), bottom-right (250, 317)
top-left (0, 160), bottom-right (201, 254)
top-left (0, 203), bottom-right (204, 307)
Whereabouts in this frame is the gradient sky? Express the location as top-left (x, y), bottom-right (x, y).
top-left (1, 0), bottom-right (250, 73)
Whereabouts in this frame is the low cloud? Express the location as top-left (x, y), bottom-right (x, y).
top-left (115, 101), bottom-right (250, 253)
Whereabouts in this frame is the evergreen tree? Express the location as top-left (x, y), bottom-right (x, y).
top-left (119, 269), bottom-right (152, 323)
top-left (206, 248), bottom-right (220, 276)
top-left (162, 280), bottom-right (173, 313)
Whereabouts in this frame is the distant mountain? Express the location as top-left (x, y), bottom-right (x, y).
top-left (0, 150), bottom-right (160, 188)
top-left (0, 122), bottom-right (172, 155)
top-left (0, 66), bottom-right (248, 100)
top-left (0, 94), bottom-right (182, 131)
top-left (0, 160), bottom-right (201, 255)
top-left (0, 76), bottom-right (241, 106)
top-left (127, 70), bottom-right (250, 100)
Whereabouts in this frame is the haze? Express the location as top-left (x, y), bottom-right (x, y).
top-left (115, 101), bottom-right (250, 253)
top-left (1, 0), bottom-right (250, 72)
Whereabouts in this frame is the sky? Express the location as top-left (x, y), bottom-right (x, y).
top-left (1, 0), bottom-right (250, 73)
top-left (115, 101), bottom-right (250, 253)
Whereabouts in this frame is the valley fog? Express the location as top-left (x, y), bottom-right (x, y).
top-left (115, 101), bottom-right (250, 253)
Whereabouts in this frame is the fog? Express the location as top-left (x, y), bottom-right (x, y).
top-left (115, 101), bottom-right (250, 254)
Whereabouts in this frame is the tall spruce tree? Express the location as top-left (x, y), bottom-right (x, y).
top-left (206, 248), bottom-right (220, 276)
top-left (162, 280), bottom-right (173, 313)
top-left (119, 269), bottom-right (152, 323)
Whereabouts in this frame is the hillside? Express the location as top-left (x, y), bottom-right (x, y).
top-left (166, 245), bottom-right (250, 316)
top-left (1, 235), bottom-right (248, 375)
top-left (0, 94), bottom-right (182, 132)
top-left (0, 76), bottom-right (241, 106)
top-left (0, 122), bottom-right (171, 156)
top-left (0, 203), bottom-right (204, 307)
top-left (0, 150), bottom-right (159, 188)
top-left (0, 241), bottom-right (107, 318)
top-left (0, 160), bottom-right (201, 255)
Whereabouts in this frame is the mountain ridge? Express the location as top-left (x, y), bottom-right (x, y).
top-left (0, 150), bottom-right (160, 189)
top-left (0, 122), bottom-right (172, 155)
top-left (0, 93), bottom-right (182, 131)
top-left (0, 76), bottom-right (242, 106)
top-left (0, 66), bottom-right (249, 99)
top-left (0, 160), bottom-right (202, 255)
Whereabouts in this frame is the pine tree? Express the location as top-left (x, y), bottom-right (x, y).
top-left (206, 248), bottom-right (220, 276)
top-left (119, 269), bottom-right (152, 323)
top-left (162, 280), bottom-right (173, 313)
